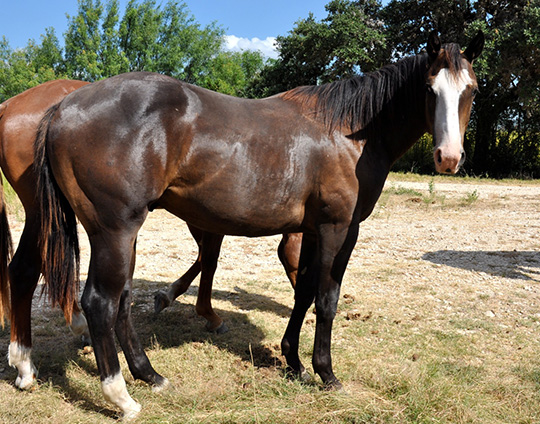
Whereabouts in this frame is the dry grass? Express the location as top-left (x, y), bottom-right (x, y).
top-left (1, 174), bottom-right (540, 423)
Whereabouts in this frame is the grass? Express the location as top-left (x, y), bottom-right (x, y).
top-left (387, 171), bottom-right (540, 186)
top-left (0, 173), bottom-right (540, 422)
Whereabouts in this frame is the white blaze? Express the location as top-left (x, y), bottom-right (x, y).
top-left (432, 67), bottom-right (473, 150)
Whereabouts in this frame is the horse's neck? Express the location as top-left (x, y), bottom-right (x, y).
top-left (387, 115), bottom-right (428, 165)
top-left (375, 86), bottom-right (429, 166)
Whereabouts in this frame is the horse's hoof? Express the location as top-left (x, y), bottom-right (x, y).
top-left (323, 378), bottom-right (343, 391)
top-left (154, 291), bottom-right (171, 314)
top-left (215, 322), bottom-right (229, 334)
top-left (152, 377), bottom-right (171, 393)
top-left (121, 402), bottom-right (142, 422)
top-left (15, 372), bottom-right (37, 391)
top-left (284, 365), bottom-right (311, 383)
top-left (81, 333), bottom-right (92, 347)
top-left (299, 369), bottom-right (313, 383)
top-left (206, 321), bottom-right (229, 334)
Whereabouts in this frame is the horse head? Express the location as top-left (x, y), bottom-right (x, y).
top-left (425, 31), bottom-right (484, 174)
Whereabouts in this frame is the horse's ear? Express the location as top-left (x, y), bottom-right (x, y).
top-left (427, 31), bottom-right (441, 62)
top-left (464, 31), bottom-right (485, 63)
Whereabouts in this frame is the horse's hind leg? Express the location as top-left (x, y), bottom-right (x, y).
top-left (154, 225), bottom-right (203, 313)
top-left (277, 233), bottom-right (302, 289)
top-left (195, 232), bottom-right (225, 333)
top-left (8, 217), bottom-right (41, 389)
top-left (154, 227), bottom-right (226, 333)
top-left (115, 260), bottom-right (169, 391)
top-left (82, 227), bottom-right (165, 419)
top-left (8, 202), bottom-right (89, 388)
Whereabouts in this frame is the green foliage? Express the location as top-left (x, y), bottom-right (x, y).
top-left (64, 0), bottom-right (104, 81)
top-left (0, 30), bottom-right (65, 101)
top-left (0, 0), bottom-right (265, 98)
top-left (202, 50), bottom-right (265, 97)
top-left (250, 0), bottom-right (387, 96)
top-left (0, 0), bottom-right (538, 177)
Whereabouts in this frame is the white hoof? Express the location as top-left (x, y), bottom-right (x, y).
top-left (70, 312), bottom-right (91, 345)
top-left (102, 372), bottom-right (141, 420)
top-left (15, 369), bottom-right (37, 390)
top-left (9, 343), bottom-right (38, 390)
top-left (121, 401), bottom-right (142, 422)
top-left (152, 377), bottom-right (170, 393)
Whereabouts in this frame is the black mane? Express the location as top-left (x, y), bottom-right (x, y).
top-left (282, 43), bottom-right (465, 137)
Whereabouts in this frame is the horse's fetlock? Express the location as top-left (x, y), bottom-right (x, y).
top-left (281, 338), bottom-right (291, 356)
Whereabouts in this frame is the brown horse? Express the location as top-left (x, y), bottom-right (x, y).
top-left (0, 80), bottom-right (300, 390)
top-left (153, 229), bottom-right (301, 332)
top-left (0, 80), bottom-right (90, 390)
top-left (34, 32), bottom-right (483, 419)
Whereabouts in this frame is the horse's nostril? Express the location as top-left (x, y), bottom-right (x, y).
top-left (459, 150), bottom-right (466, 166)
top-left (446, 168), bottom-right (452, 173)
top-left (436, 150), bottom-right (442, 164)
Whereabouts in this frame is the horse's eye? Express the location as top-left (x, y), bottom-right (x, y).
top-left (426, 85), bottom-right (435, 94)
top-left (472, 87), bottom-right (479, 97)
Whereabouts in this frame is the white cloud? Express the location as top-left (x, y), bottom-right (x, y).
top-left (224, 35), bottom-right (278, 59)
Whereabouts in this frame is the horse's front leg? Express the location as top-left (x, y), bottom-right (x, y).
top-left (312, 223), bottom-right (359, 388)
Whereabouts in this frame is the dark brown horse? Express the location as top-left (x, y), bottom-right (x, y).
top-left (0, 80), bottom-right (301, 390)
top-left (34, 32), bottom-right (483, 419)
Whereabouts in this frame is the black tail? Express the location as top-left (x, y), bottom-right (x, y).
top-left (34, 104), bottom-right (80, 324)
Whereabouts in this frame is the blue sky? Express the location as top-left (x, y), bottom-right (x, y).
top-left (0, 0), bottom-right (335, 58)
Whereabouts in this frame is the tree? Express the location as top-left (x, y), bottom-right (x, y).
top-left (64, 0), bottom-right (104, 81)
top-left (201, 50), bottom-right (265, 97)
top-left (63, 0), bottom-right (228, 84)
top-left (100, 0), bottom-right (129, 76)
top-left (0, 30), bottom-right (64, 101)
top-left (381, 0), bottom-right (475, 56)
top-left (251, 0), bottom-right (387, 97)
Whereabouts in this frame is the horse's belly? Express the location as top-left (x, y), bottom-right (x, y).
top-left (156, 186), bottom-right (307, 237)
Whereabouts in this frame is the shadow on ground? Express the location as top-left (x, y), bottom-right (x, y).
top-left (423, 250), bottom-right (540, 281)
